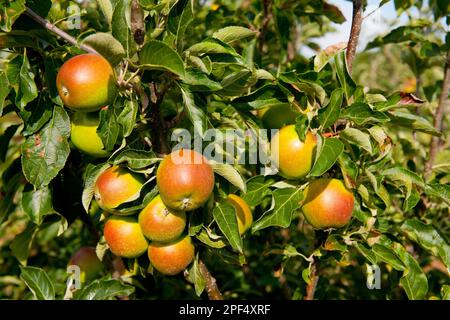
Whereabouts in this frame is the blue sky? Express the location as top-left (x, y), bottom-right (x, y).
top-left (301, 0), bottom-right (419, 56)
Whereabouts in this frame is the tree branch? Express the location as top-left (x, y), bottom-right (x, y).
top-left (198, 260), bottom-right (223, 300)
top-left (148, 82), bottom-right (170, 155)
top-left (304, 259), bottom-right (319, 300)
top-left (346, 0), bottom-right (363, 73)
top-left (425, 48), bottom-right (450, 179)
top-left (130, 0), bottom-right (145, 45)
top-left (25, 7), bottom-right (98, 54)
top-left (259, 0), bottom-right (273, 54)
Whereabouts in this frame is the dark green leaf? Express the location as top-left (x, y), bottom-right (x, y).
top-left (212, 26), bottom-right (256, 45)
top-left (112, 149), bottom-right (160, 169)
top-left (179, 84), bottom-right (208, 137)
top-left (10, 224), bottom-right (37, 266)
top-left (140, 40), bottom-right (185, 76)
top-left (334, 51), bottom-right (356, 103)
top-left (74, 279), bottom-right (134, 300)
top-left (82, 163), bottom-right (111, 212)
top-left (186, 254), bottom-right (206, 296)
top-left (340, 128), bottom-right (373, 154)
top-left (98, 107), bottom-right (120, 151)
top-left (21, 107), bottom-right (70, 188)
top-left (21, 185), bottom-right (54, 225)
top-left (318, 88), bottom-right (343, 129)
top-left (242, 175), bottom-right (274, 207)
top-left (82, 33), bottom-right (125, 66)
top-left (341, 103), bottom-right (390, 125)
top-left (310, 138), bottom-right (344, 177)
top-left (401, 218), bottom-right (450, 270)
top-left (210, 162), bottom-right (246, 193)
top-left (112, 0), bottom-right (136, 56)
top-left (212, 200), bottom-right (242, 253)
top-left (20, 266), bottom-right (55, 300)
top-left (0, 0), bottom-right (26, 32)
top-left (252, 188), bottom-right (303, 232)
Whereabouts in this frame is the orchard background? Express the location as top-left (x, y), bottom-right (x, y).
top-left (0, 0), bottom-right (449, 300)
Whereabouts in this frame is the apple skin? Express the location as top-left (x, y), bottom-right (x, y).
top-left (70, 112), bottom-right (110, 158)
top-left (138, 195), bottom-right (186, 242)
top-left (94, 166), bottom-right (144, 213)
top-left (270, 125), bottom-right (317, 180)
top-left (227, 194), bottom-right (253, 234)
top-left (148, 236), bottom-right (195, 276)
top-left (156, 149), bottom-right (215, 211)
top-left (301, 178), bottom-right (354, 229)
top-left (104, 216), bottom-right (148, 258)
top-left (56, 54), bottom-right (117, 112)
top-left (257, 104), bottom-right (299, 129)
top-left (68, 247), bottom-right (104, 282)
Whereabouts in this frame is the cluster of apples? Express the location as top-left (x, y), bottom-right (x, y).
top-left (57, 53), bottom-right (354, 278)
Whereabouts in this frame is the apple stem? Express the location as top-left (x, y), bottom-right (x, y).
top-left (198, 260), bottom-right (223, 300)
top-left (25, 7), bottom-right (99, 55)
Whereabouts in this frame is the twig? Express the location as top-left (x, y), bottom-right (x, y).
top-left (149, 82), bottom-right (170, 154)
top-left (25, 7), bottom-right (98, 54)
top-left (425, 48), bottom-right (450, 179)
top-left (198, 260), bottom-right (223, 300)
top-left (304, 259), bottom-right (319, 300)
top-left (346, 0), bottom-right (363, 73)
top-left (259, 0), bottom-right (273, 54)
top-left (130, 0), bottom-right (145, 45)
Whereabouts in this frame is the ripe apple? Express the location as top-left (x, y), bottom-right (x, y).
top-left (68, 246), bottom-right (103, 282)
top-left (157, 149), bottom-right (215, 211)
top-left (56, 54), bottom-right (117, 112)
top-left (227, 194), bottom-right (253, 234)
top-left (138, 195), bottom-right (186, 242)
top-left (148, 236), bottom-right (195, 276)
top-left (70, 112), bottom-right (110, 158)
top-left (104, 216), bottom-right (148, 258)
top-left (270, 125), bottom-right (317, 179)
top-left (301, 178), bottom-right (354, 229)
top-left (94, 166), bottom-right (144, 212)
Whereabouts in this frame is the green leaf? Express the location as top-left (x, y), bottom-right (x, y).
top-left (112, 0), bottom-right (136, 56)
top-left (195, 229), bottom-right (227, 248)
top-left (98, 107), bottom-right (120, 151)
top-left (82, 33), bottom-right (125, 66)
top-left (401, 219), bottom-right (450, 270)
top-left (382, 167), bottom-right (424, 188)
top-left (294, 115), bottom-right (308, 142)
top-left (20, 266), bottom-right (55, 300)
top-left (179, 84), bottom-right (208, 137)
top-left (310, 138), bottom-right (344, 177)
top-left (242, 175), bottom-right (274, 207)
top-left (20, 95), bottom-right (53, 136)
top-left (314, 44), bottom-right (346, 72)
top-left (10, 224), bottom-right (37, 266)
top-left (182, 68), bottom-right (222, 92)
top-left (341, 103), bottom-right (390, 125)
top-left (210, 162), bottom-right (246, 193)
top-left (212, 200), bottom-right (242, 253)
top-left (334, 51), bottom-right (356, 103)
top-left (392, 242), bottom-right (428, 300)
top-left (82, 163), bottom-right (111, 213)
top-left (252, 188), bottom-right (303, 232)
top-left (0, 0), bottom-right (26, 32)
top-left (96, 0), bottom-right (114, 28)
top-left (21, 107), bottom-right (70, 188)
top-left (219, 68), bottom-right (256, 97)
top-left (213, 26), bottom-right (256, 45)
top-left (425, 183), bottom-right (450, 203)
top-left (116, 99), bottom-right (138, 138)
top-left (318, 88), bottom-right (343, 129)
top-left (139, 40), bottom-right (185, 76)
top-left (186, 255), bottom-right (206, 297)
top-left (14, 52), bottom-right (38, 110)
top-left (0, 71), bottom-right (10, 115)
top-left (112, 149), bottom-right (160, 169)
top-left (187, 38), bottom-right (239, 56)
top-left (442, 285), bottom-right (450, 300)
top-left (21, 185), bottom-right (54, 225)
top-left (371, 244), bottom-right (405, 271)
top-left (340, 128), bottom-right (373, 154)
top-left (167, 0), bottom-right (193, 47)
top-left (389, 111), bottom-right (441, 136)
top-left (74, 279), bottom-right (134, 300)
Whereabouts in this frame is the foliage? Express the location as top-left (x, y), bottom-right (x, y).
top-left (0, 0), bottom-right (448, 300)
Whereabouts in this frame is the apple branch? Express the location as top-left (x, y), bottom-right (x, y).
top-left (199, 260), bottom-right (223, 300)
top-left (304, 259), bottom-right (319, 300)
top-left (25, 7), bottom-right (99, 55)
top-left (425, 48), bottom-right (450, 179)
top-left (346, 0), bottom-right (363, 73)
